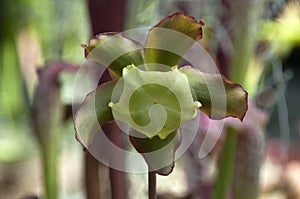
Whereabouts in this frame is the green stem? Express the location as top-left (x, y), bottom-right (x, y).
top-left (41, 138), bottom-right (59, 199)
top-left (212, 128), bottom-right (237, 199)
top-left (229, 0), bottom-right (263, 86)
top-left (148, 170), bottom-right (156, 199)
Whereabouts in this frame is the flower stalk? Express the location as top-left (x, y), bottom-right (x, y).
top-left (148, 170), bottom-right (157, 199)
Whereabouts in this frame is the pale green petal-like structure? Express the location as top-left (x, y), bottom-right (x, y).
top-left (109, 65), bottom-right (201, 139)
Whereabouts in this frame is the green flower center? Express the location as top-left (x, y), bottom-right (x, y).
top-left (129, 83), bottom-right (181, 138)
top-left (109, 65), bottom-right (201, 139)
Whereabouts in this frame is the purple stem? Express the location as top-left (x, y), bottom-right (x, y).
top-left (85, 152), bottom-right (101, 199)
top-left (148, 171), bottom-right (157, 199)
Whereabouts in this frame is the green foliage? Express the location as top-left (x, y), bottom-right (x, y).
top-left (0, 0), bottom-right (31, 43)
top-left (0, 40), bottom-right (32, 162)
top-left (29, 0), bottom-right (89, 62)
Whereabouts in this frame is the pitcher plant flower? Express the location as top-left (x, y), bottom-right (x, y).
top-left (74, 12), bottom-right (248, 175)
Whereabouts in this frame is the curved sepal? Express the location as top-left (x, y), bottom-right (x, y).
top-left (74, 81), bottom-right (116, 146)
top-left (179, 66), bottom-right (248, 121)
top-left (82, 33), bottom-right (144, 79)
top-left (144, 12), bottom-right (204, 67)
top-left (129, 130), bottom-right (178, 176)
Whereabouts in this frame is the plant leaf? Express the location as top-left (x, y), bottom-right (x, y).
top-left (82, 32), bottom-right (144, 79)
top-left (74, 81), bottom-right (116, 146)
top-left (179, 66), bottom-right (248, 120)
top-left (129, 130), bottom-right (178, 175)
top-left (144, 12), bottom-right (204, 68)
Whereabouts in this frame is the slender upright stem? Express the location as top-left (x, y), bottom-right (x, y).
top-left (103, 122), bottom-right (128, 199)
top-left (212, 128), bottom-right (237, 199)
top-left (110, 168), bottom-right (127, 199)
top-left (85, 152), bottom-right (100, 199)
top-left (41, 136), bottom-right (59, 199)
top-left (148, 170), bottom-right (157, 199)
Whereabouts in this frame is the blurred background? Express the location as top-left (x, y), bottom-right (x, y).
top-left (0, 0), bottom-right (300, 199)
